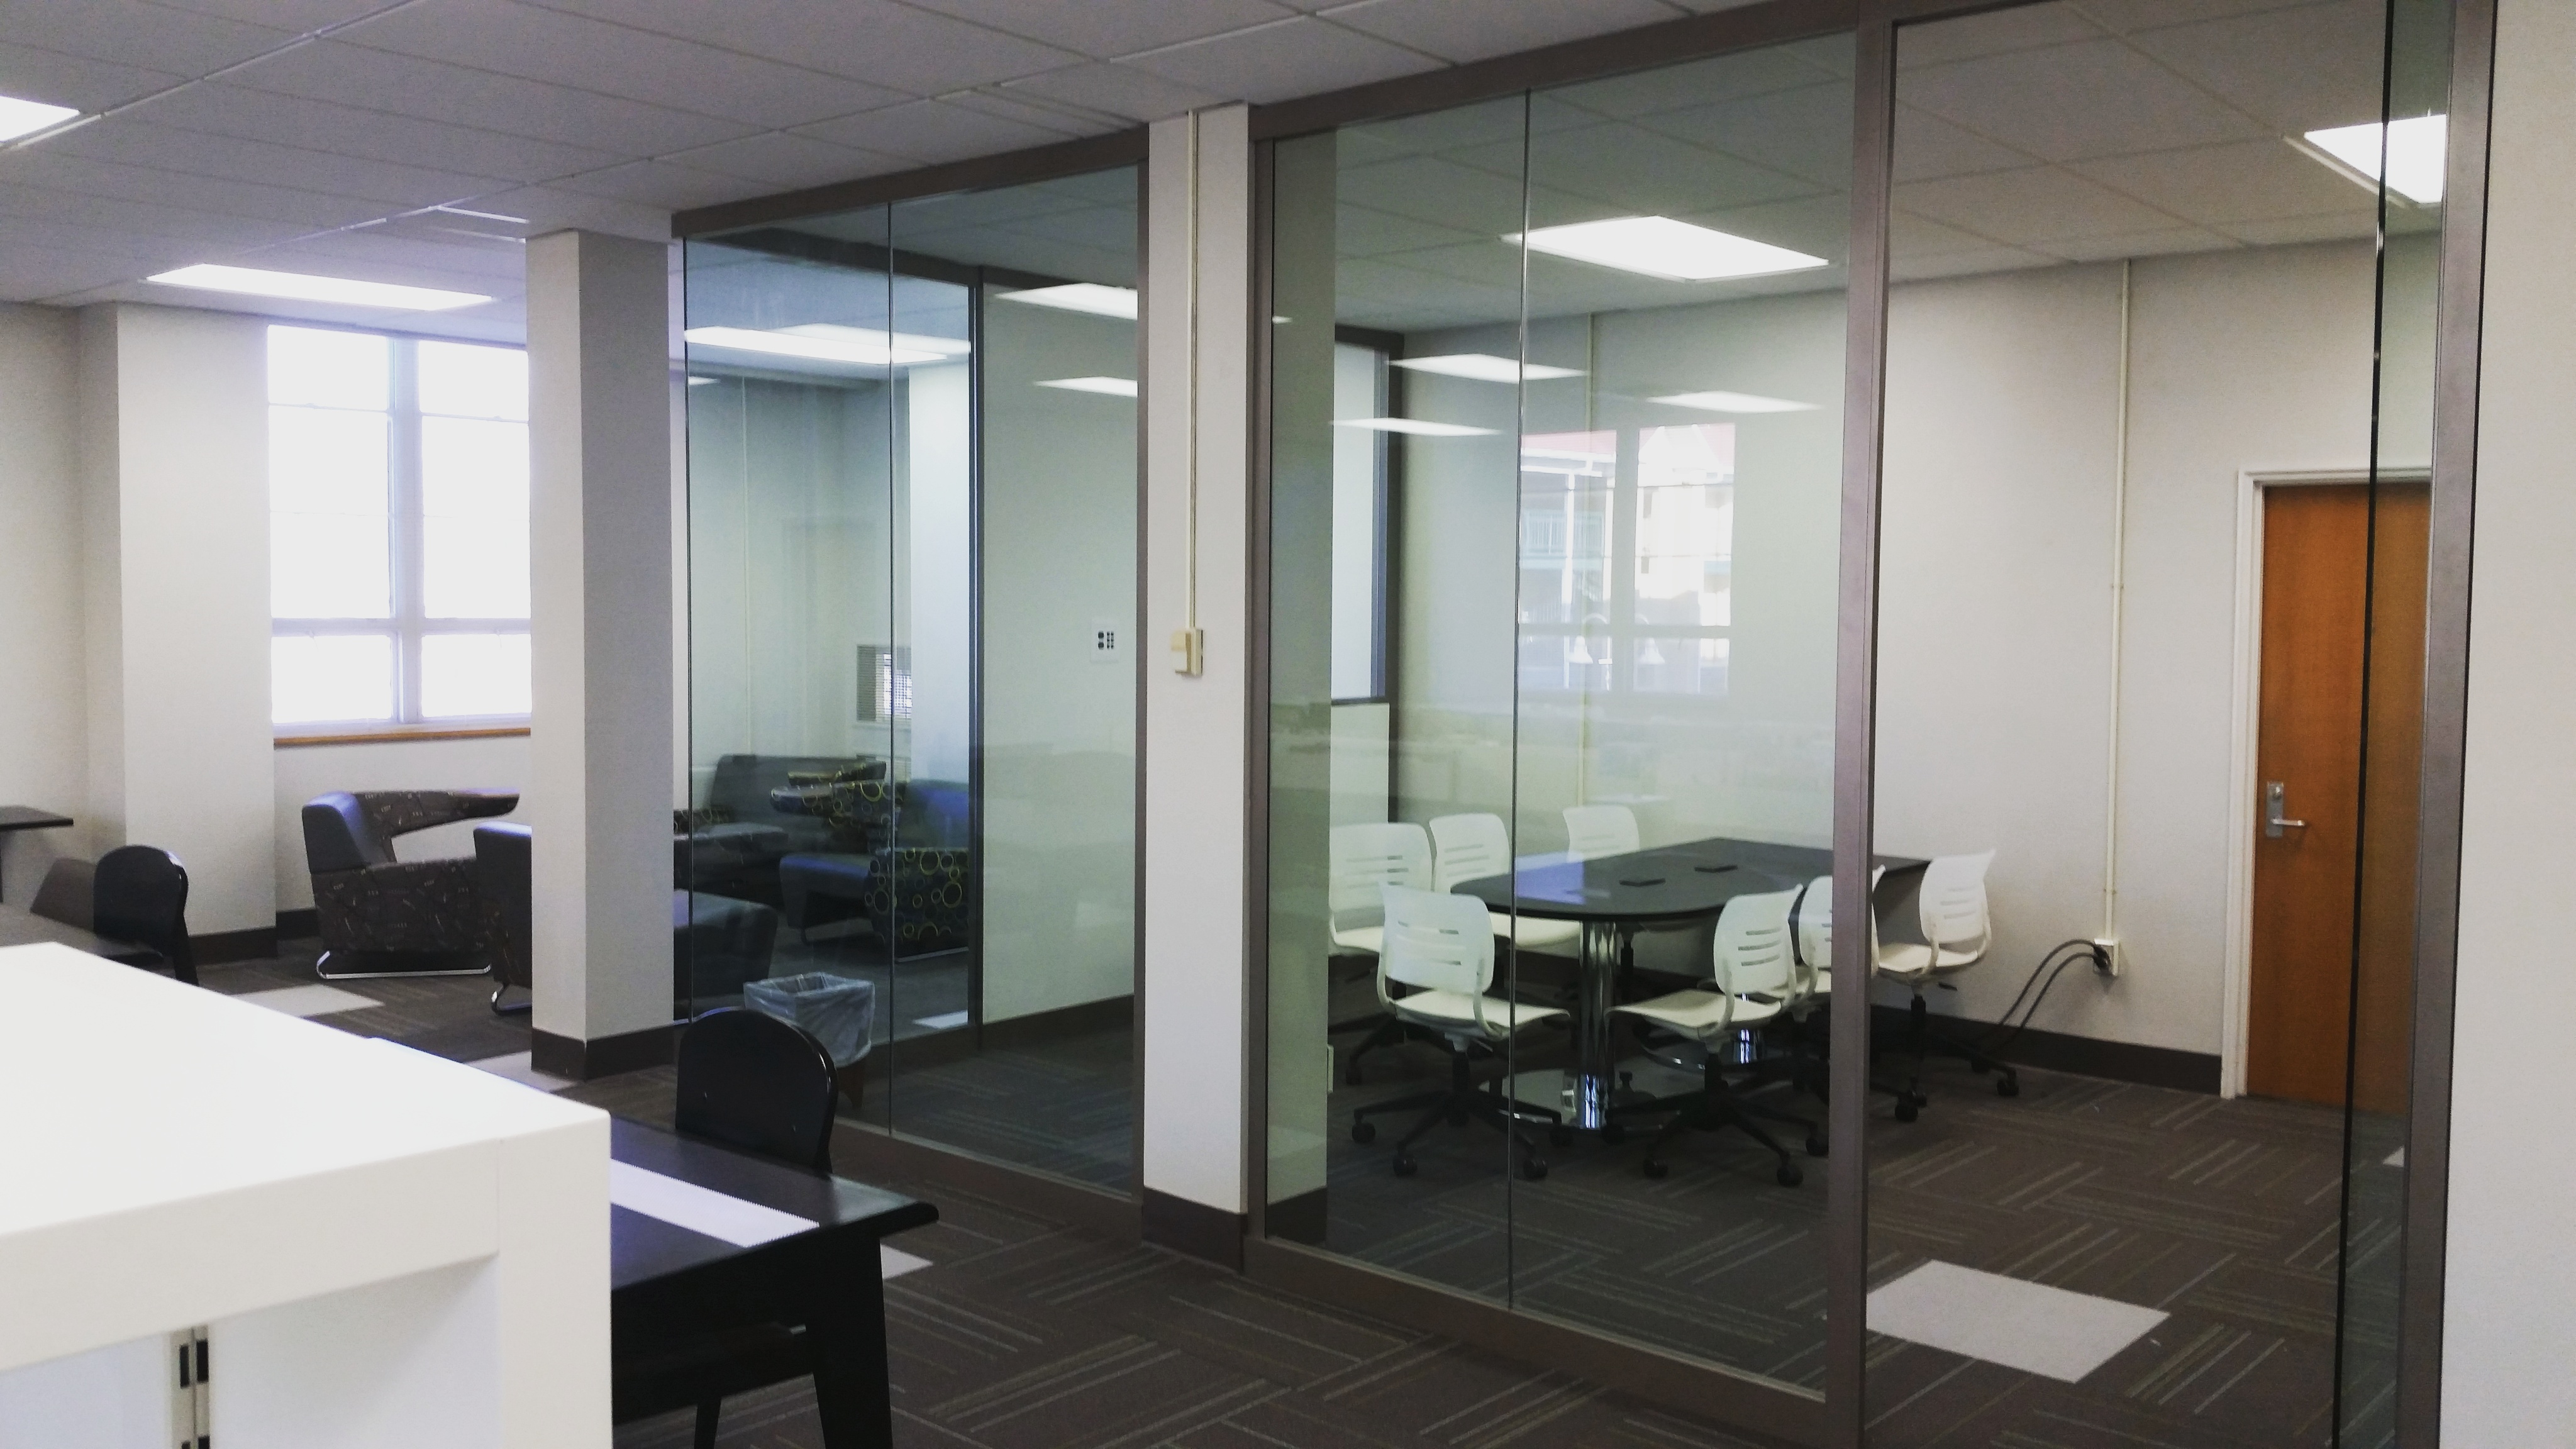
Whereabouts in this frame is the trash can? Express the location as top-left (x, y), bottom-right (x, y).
top-left (743, 972), bottom-right (876, 1109)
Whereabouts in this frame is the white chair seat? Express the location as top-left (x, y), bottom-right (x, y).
top-left (1494, 912), bottom-right (1580, 951)
top-left (1614, 989), bottom-right (1784, 1036)
top-left (1392, 989), bottom-right (1565, 1035)
top-left (1873, 941), bottom-right (1982, 981)
top-left (1331, 924), bottom-right (1382, 955)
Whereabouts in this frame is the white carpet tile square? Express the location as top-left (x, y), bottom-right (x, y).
top-left (1867, 1260), bottom-right (2167, 1382)
top-left (882, 1245), bottom-right (931, 1279)
top-left (229, 984), bottom-right (380, 1018)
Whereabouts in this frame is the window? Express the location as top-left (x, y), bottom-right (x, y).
top-left (1518, 424), bottom-right (1734, 698)
top-left (269, 325), bottom-right (531, 730)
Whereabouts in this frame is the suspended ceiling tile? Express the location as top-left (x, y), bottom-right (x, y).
top-left (0, 243), bottom-right (167, 301)
top-left (269, 226), bottom-right (531, 282)
top-left (2041, 223), bottom-right (2236, 262)
top-left (229, 40), bottom-right (760, 158)
top-left (1892, 105), bottom-right (2040, 183)
top-left (140, 83), bottom-right (621, 184)
top-left (1897, 165), bottom-right (2187, 247)
top-left (520, 0), bottom-right (1085, 93)
top-left (469, 182), bottom-right (674, 241)
top-left (663, 132), bottom-right (907, 189)
top-left (1340, 101), bottom-right (1530, 165)
top-left (3, 0), bottom-right (294, 75)
top-left (0, 42), bottom-right (184, 113)
top-left (2072, 0), bottom-right (2327, 34)
top-left (48, 118), bottom-right (502, 208)
top-left (554, 157), bottom-right (759, 210)
top-left (796, 97), bottom-right (1081, 165)
top-left (1895, 3), bottom-right (2104, 67)
top-left (1886, 211), bottom-right (1999, 258)
top-left (1684, 191), bottom-right (1855, 265)
top-left (1523, 122), bottom-right (1827, 217)
top-left (1335, 155), bottom-right (1526, 230)
top-left (1546, 44), bottom-right (1841, 120)
top-left (897, 0), bottom-right (1299, 60)
top-left (2071, 138), bottom-right (2376, 227)
top-left (0, 149), bottom-right (390, 230)
top-left (1640, 81), bottom-right (1858, 189)
top-left (0, 184), bottom-right (312, 252)
top-left (1316, 0), bottom-right (1682, 66)
top-left (1338, 204), bottom-right (1484, 261)
top-left (141, 0), bottom-right (396, 24)
top-left (337, 0), bottom-right (909, 130)
top-left (1899, 37), bottom-right (2269, 163)
top-left (2218, 211), bottom-right (2380, 247)
top-left (1889, 243), bottom-right (2060, 282)
top-left (2125, 0), bottom-right (2388, 133)
top-left (1119, 17), bottom-right (1436, 104)
top-left (1001, 62), bottom-right (1230, 124)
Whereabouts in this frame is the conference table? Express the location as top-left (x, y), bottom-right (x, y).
top-left (611, 1118), bottom-right (935, 1449)
top-left (1454, 836), bottom-right (1925, 1131)
top-left (0, 902), bottom-right (156, 966)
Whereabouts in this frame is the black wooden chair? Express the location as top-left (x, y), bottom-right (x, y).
top-left (615, 1009), bottom-right (841, 1449)
top-left (95, 845), bottom-right (196, 986)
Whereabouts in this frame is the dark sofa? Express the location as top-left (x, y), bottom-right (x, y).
top-left (775, 777), bottom-right (970, 957)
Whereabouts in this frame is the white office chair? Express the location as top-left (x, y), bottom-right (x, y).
top-left (1873, 850), bottom-right (2017, 1101)
top-left (1793, 869), bottom-right (1933, 1121)
top-left (1348, 885), bottom-right (1568, 1180)
top-left (1562, 804), bottom-right (1641, 862)
top-left (1328, 823), bottom-right (1433, 1085)
top-left (1428, 813), bottom-right (1581, 955)
top-left (1611, 887), bottom-right (1812, 1185)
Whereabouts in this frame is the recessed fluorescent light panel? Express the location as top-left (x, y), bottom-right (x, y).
top-left (1389, 354), bottom-right (1584, 384)
top-left (682, 325), bottom-right (965, 368)
top-left (995, 283), bottom-right (1139, 319)
top-left (1511, 216), bottom-right (1830, 282)
top-left (2299, 115), bottom-right (2447, 205)
top-left (1036, 376), bottom-right (1138, 397)
top-left (0, 94), bottom-right (79, 143)
top-left (1334, 418), bottom-right (1497, 437)
top-left (148, 264), bottom-right (491, 311)
top-left (1653, 390), bottom-right (1819, 414)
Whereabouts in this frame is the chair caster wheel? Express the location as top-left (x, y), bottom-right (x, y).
top-left (1392, 1153), bottom-right (1417, 1177)
top-left (1352, 1120), bottom-right (1375, 1143)
top-left (1806, 1133), bottom-right (1828, 1158)
top-left (1643, 1159), bottom-right (1668, 1180)
top-left (1550, 1126), bottom-right (1573, 1146)
top-left (1895, 1099), bottom-right (1918, 1123)
top-left (1777, 1162), bottom-right (1804, 1187)
top-left (1520, 1157), bottom-right (1549, 1182)
top-left (1996, 1076), bottom-right (2019, 1097)
top-left (1601, 1123), bottom-right (1626, 1145)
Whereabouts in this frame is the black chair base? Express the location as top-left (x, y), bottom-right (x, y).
top-left (1350, 1041), bottom-right (1562, 1180)
top-left (1890, 991), bottom-right (2021, 1106)
top-left (491, 981), bottom-right (531, 1016)
top-left (1629, 1063), bottom-right (1812, 1186)
top-left (316, 947), bottom-right (491, 981)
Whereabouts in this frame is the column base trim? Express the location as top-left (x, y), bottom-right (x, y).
top-left (1143, 1189), bottom-right (1246, 1270)
top-left (533, 1024), bottom-right (675, 1080)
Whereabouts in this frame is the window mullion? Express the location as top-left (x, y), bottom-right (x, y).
top-left (392, 338), bottom-right (426, 724)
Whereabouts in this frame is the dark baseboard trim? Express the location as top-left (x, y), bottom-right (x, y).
top-left (191, 927), bottom-right (277, 965)
top-left (1243, 1237), bottom-right (1824, 1446)
top-left (533, 1024), bottom-right (676, 1081)
top-left (274, 908), bottom-right (317, 939)
top-left (1143, 1189), bottom-right (1246, 1270)
top-left (847, 994), bottom-right (1135, 1077)
top-left (828, 1122), bottom-right (1140, 1241)
top-left (1266, 1187), bottom-right (1328, 1247)
top-left (1870, 1005), bottom-right (2221, 1095)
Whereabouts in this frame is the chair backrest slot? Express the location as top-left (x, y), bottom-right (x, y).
top-left (1713, 888), bottom-right (1801, 998)
top-left (1328, 823), bottom-right (1432, 926)
top-left (1379, 884), bottom-right (1494, 998)
top-left (1427, 813), bottom-right (1511, 892)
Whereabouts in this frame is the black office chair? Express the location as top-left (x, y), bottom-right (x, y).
top-left (94, 846), bottom-right (197, 986)
top-left (616, 1009), bottom-right (841, 1449)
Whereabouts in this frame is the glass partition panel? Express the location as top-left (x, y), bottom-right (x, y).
top-left (1870, 4), bottom-right (2408, 1444)
top-left (683, 166), bottom-right (1140, 1190)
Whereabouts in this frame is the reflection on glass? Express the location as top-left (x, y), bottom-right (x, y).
top-left (682, 165), bottom-right (1140, 1191)
top-left (272, 633), bottom-right (394, 723)
top-left (1266, 36), bottom-right (1853, 1392)
top-left (1868, 4), bottom-right (2428, 1445)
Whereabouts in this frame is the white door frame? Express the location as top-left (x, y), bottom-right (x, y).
top-left (2220, 466), bottom-right (2431, 1097)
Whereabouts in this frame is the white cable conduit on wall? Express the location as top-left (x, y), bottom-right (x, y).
top-left (2103, 260), bottom-right (2133, 943)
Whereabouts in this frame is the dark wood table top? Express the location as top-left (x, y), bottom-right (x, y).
top-left (0, 904), bottom-right (156, 965)
top-left (1456, 836), bottom-right (1928, 929)
top-left (609, 1118), bottom-right (935, 1294)
top-left (0, 807), bottom-right (73, 833)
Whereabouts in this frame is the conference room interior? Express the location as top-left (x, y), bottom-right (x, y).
top-left (1258, 5), bottom-right (2439, 1445)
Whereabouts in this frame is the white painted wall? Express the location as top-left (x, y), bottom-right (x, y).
top-left (0, 304), bottom-right (89, 903)
top-left (2442, 1), bottom-right (2576, 1436)
top-left (272, 737), bottom-right (531, 913)
top-left (79, 304), bottom-right (275, 935)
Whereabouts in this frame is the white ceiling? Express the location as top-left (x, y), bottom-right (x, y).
top-left (0, 0), bottom-right (1735, 338)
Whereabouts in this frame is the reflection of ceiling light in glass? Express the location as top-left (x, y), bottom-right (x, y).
top-left (684, 326), bottom-right (948, 367)
top-left (996, 282), bottom-right (1139, 319)
top-left (0, 93), bottom-right (80, 145)
top-left (148, 264), bottom-right (490, 311)
top-left (1334, 418), bottom-right (1497, 436)
top-left (1509, 216), bottom-right (1829, 282)
top-left (687, 377), bottom-right (716, 386)
top-left (1390, 354), bottom-right (1584, 383)
top-left (2299, 115), bottom-right (2446, 204)
top-left (1653, 390), bottom-right (1818, 413)
top-left (1036, 376), bottom-right (1137, 397)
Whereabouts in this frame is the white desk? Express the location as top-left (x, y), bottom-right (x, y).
top-left (0, 943), bottom-right (609, 1448)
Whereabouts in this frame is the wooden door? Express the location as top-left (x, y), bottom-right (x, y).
top-left (2246, 482), bottom-right (2427, 1108)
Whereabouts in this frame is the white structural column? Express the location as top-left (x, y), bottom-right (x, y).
top-left (526, 231), bottom-right (676, 1077)
top-left (1140, 106), bottom-right (1256, 1255)
top-left (2444, 1), bottom-right (2576, 1440)
top-left (77, 304), bottom-right (276, 935)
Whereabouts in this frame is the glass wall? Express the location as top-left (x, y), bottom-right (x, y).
top-left (682, 165), bottom-right (1140, 1192)
top-left (1864, 4), bottom-right (2438, 1446)
top-left (1265, 36), bottom-right (1857, 1389)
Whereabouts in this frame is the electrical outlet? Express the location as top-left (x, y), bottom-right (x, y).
top-left (2092, 937), bottom-right (2123, 978)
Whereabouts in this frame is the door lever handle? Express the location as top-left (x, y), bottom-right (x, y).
top-left (2263, 780), bottom-right (2307, 839)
